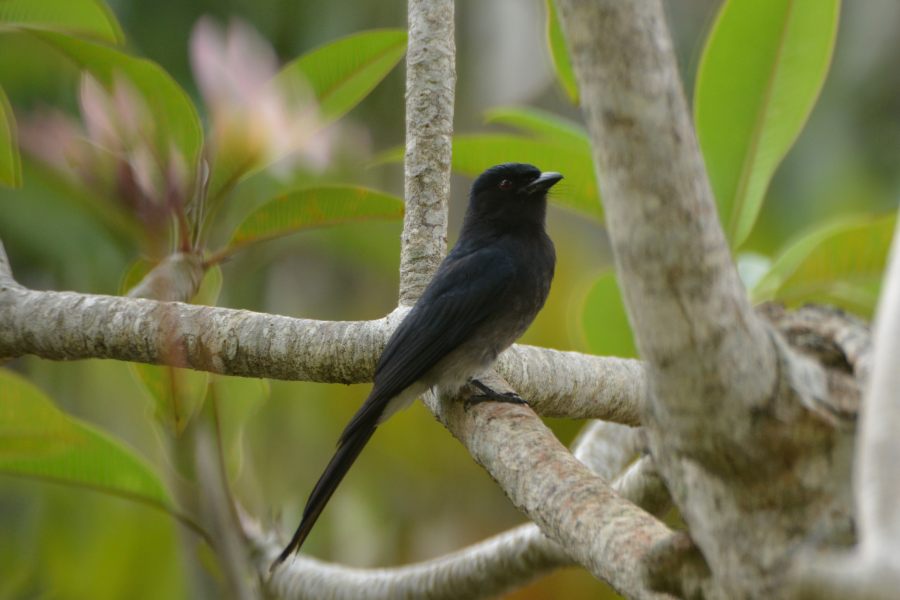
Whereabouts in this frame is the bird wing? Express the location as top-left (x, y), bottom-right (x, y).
top-left (345, 244), bottom-right (518, 440)
top-left (271, 246), bottom-right (518, 567)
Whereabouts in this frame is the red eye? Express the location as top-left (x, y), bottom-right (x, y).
top-left (499, 179), bottom-right (513, 191)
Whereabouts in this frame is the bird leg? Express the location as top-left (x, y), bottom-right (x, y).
top-left (466, 378), bottom-right (528, 409)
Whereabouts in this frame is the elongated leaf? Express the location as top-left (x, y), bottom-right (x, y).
top-left (193, 263), bottom-right (223, 307)
top-left (752, 218), bottom-right (861, 301)
top-left (0, 369), bottom-right (172, 510)
top-left (0, 0), bottom-right (123, 43)
top-left (695, 0), bottom-right (840, 248)
top-left (131, 363), bottom-right (209, 435)
top-left (545, 0), bottom-right (578, 104)
top-left (452, 134), bottom-right (602, 221)
top-left (33, 30), bottom-right (203, 178)
top-left (277, 29), bottom-right (407, 126)
top-left (229, 185), bottom-right (403, 249)
top-left (484, 106), bottom-right (588, 146)
top-left (580, 271), bottom-right (636, 358)
top-left (0, 86), bottom-right (21, 187)
top-left (210, 375), bottom-right (269, 478)
top-left (753, 213), bottom-right (896, 316)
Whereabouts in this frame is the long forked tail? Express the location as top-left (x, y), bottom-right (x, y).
top-left (271, 422), bottom-right (377, 570)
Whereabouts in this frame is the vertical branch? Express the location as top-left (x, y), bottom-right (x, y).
top-left (192, 416), bottom-right (257, 600)
top-left (553, 0), bottom-right (775, 427)
top-left (398, 0), bottom-right (456, 304)
top-left (857, 214), bottom-right (900, 557)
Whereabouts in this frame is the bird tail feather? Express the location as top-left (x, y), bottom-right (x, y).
top-left (271, 421), bottom-right (377, 570)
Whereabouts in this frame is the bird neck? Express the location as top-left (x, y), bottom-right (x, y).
top-left (460, 199), bottom-right (548, 240)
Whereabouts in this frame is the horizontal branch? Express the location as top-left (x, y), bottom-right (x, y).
top-left (498, 345), bottom-right (644, 424)
top-left (250, 521), bottom-right (566, 600)
top-left (0, 280), bottom-right (645, 423)
top-left (0, 282), bottom-right (389, 382)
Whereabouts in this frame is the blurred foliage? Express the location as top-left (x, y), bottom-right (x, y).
top-left (0, 0), bottom-right (897, 599)
top-left (544, 0), bottom-right (577, 104)
top-left (695, 0), bottom-right (840, 248)
top-left (0, 86), bottom-right (20, 187)
top-left (0, 369), bottom-right (179, 520)
top-left (227, 185), bottom-right (404, 254)
top-left (753, 213), bottom-right (896, 316)
top-left (0, 0), bottom-right (123, 43)
top-left (579, 271), bottom-right (636, 359)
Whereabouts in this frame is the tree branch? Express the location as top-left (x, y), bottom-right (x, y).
top-left (554, 0), bottom-right (774, 436)
top-left (499, 345), bottom-right (645, 424)
top-left (250, 521), bottom-right (566, 600)
top-left (398, 0), bottom-right (455, 305)
top-left (855, 213), bottom-right (900, 559)
top-left (554, 1), bottom-right (856, 596)
top-left (0, 275), bottom-right (644, 422)
top-left (427, 375), bottom-right (672, 599)
top-left (127, 252), bottom-right (206, 303)
top-left (251, 442), bottom-right (671, 600)
top-left (791, 213), bottom-right (900, 600)
top-left (571, 420), bottom-right (643, 480)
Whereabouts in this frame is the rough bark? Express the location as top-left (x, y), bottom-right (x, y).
top-left (791, 212), bottom-right (900, 600)
top-left (0, 282), bottom-right (644, 423)
top-left (249, 447), bottom-right (670, 600)
top-left (555, 0), bottom-right (862, 597)
top-left (3, 0), bottom-right (889, 597)
top-left (425, 372), bottom-right (672, 599)
top-left (398, 0), bottom-right (455, 305)
top-left (127, 252), bottom-right (206, 302)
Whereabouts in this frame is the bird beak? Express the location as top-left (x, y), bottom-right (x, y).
top-left (523, 172), bottom-right (563, 195)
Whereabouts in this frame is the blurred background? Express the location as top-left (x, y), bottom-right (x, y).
top-left (1, 1), bottom-right (898, 598)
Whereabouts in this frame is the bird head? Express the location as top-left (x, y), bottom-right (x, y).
top-left (467, 163), bottom-right (563, 226)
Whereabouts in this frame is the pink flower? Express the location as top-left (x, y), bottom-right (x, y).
top-left (19, 74), bottom-right (189, 234)
top-left (189, 17), bottom-right (331, 179)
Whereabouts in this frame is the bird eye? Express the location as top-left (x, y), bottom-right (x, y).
top-left (498, 179), bottom-right (513, 191)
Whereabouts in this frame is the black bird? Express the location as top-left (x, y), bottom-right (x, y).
top-left (273, 163), bottom-right (561, 567)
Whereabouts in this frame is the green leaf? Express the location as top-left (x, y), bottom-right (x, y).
top-left (228, 185), bottom-right (404, 249)
top-left (209, 375), bottom-right (269, 478)
top-left (0, 0), bottom-right (123, 43)
top-left (33, 30), bottom-right (203, 179)
top-left (545, 0), bottom-right (578, 104)
top-left (206, 29), bottom-right (407, 205)
top-left (452, 133), bottom-right (602, 221)
top-left (753, 213), bottom-right (896, 316)
top-left (483, 105), bottom-right (589, 146)
top-left (0, 85), bottom-right (21, 187)
top-left (131, 364), bottom-right (209, 435)
top-left (119, 258), bottom-right (153, 295)
top-left (0, 369), bottom-right (173, 511)
top-left (193, 263), bottom-right (222, 307)
top-left (277, 29), bottom-right (407, 126)
top-left (580, 271), bottom-right (636, 358)
top-left (695, 0), bottom-right (840, 248)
